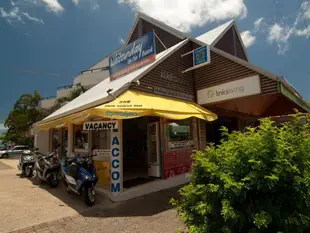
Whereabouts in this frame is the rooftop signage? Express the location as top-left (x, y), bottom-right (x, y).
top-left (109, 32), bottom-right (156, 81)
top-left (197, 75), bottom-right (261, 104)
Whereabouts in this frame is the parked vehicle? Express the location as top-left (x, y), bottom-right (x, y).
top-left (0, 145), bottom-right (29, 158)
top-left (62, 146), bottom-right (98, 206)
top-left (32, 145), bottom-right (61, 188)
top-left (17, 149), bottom-right (35, 177)
top-left (0, 144), bottom-right (6, 151)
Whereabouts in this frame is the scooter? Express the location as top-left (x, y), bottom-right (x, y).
top-left (17, 149), bottom-right (35, 177)
top-left (32, 145), bottom-right (61, 188)
top-left (62, 146), bottom-right (98, 206)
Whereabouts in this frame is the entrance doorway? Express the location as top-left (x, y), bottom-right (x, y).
top-left (205, 116), bottom-right (239, 145)
top-left (122, 116), bottom-right (161, 189)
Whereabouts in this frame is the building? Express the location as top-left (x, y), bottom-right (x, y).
top-left (33, 12), bottom-right (310, 202)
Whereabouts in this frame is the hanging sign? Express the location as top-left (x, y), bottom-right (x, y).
top-left (181, 45), bottom-right (211, 73)
top-left (109, 32), bottom-right (156, 81)
top-left (83, 120), bottom-right (118, 130)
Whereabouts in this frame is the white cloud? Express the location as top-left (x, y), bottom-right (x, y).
top-left (254, 17), bottom-right (264, 32)
top-left (240, 30), bottom-right (256, 48)
top-left (11, 1), bottom-right (15, 6)
top-left (267, 23), bottom-right (294, 54)
top-left (0, 7), bottom-right (22, 20)
top-left (72, 0), bottom-right (80, 5)
top-left (41, 0), bottom-right (64, 13)
top-left (295, 25), bottom-right (310, 38)
top-left (21, 12), bottom-right (44, 23)
top-left (120, 38), bottom-right (126, 44)
top-left (92, 3), bottom-right (99, 10)
top-left (118, 0), bottom-right (248, 32)
top-left (301, 1), bottom-right (310, 20)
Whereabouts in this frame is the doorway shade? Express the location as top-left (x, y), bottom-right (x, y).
top-left (35, 90), bottom-right (217, 131)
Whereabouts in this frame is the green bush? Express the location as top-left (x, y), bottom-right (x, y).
top-left (172, 113), bottom-right (310, 233)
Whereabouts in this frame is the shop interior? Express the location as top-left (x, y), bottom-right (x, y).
top-left (205, 116), bottom-right (239, 145)
top-left (122, 116), bottom-right (161, 189)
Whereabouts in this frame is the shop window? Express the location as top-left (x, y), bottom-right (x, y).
top-left (92, 130), bottom-right (111, 150)
top-left (74, 125), bottom-right (88, 151)
top-left (166, 119), bottom-right (194, 151)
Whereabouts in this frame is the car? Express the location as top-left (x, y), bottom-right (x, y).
top-left (0, 145), bottom-right (30, 158)
top-left (0, 144), bottom-right (6, 151)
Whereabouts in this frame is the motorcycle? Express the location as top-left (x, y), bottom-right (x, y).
top-left (17, 149), bottom-right (35, 177)
top-left (32, 145), bottom-right (61, 188)
top-left (62, 146), bottom-right (98, 206)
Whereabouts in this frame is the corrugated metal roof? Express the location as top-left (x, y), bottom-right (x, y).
top-left (37, 39), bottom-right (189, 125)
top-left (196, 19), bottom-right (234, 46)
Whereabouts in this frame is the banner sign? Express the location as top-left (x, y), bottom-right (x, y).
top-left (197, 75), bottom-right (261, 104)
top-left (83, 120), bottom-right (118, 130)
top-left (109, 32), bottom-right (156, 81)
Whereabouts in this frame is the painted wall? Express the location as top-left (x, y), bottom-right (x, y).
top-left (34, 131), bottom-right (50, 154)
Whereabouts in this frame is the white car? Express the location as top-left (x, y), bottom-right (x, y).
top-left (0, 145), bottom-right (30, 158)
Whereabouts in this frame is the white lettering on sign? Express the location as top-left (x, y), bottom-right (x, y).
top-left (83, 121), bottom-right (118, 131)
top-left (197, 75), bottom-right (261, 104)
top-left (154, 86), bottom-right (195, 101)
top-left (111, 122), bottom-right (122, 195)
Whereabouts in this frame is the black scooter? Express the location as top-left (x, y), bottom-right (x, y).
top-left (17, 149), bottom-right (35, 177)
top-left (32, 146), bottom-right (61, 188)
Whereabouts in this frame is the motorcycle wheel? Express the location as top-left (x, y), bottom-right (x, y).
top-left (25, 166), bottom-right (32, 177)
top-left (47, 172), bottom-right (58, 188)
top-left (83, 185), bottom-right (95, 206)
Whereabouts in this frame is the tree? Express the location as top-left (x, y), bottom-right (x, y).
top-left (3, 90), bottom-right (45, 147)
top-left (172, 113), bottom-right (310, 233)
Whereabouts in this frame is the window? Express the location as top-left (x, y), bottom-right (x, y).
top-left (74, 125), bottom-right (88, 151)
top-left (166, 119), bottom-right (192, 142)
top-left (92, 130), bottom-right (111, 150)
top-left (166, 119), bottom-right (194, 151)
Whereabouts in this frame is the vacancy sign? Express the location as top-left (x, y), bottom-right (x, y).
top-left (83, 121), bottom-right (118, 130)
top-left (197, 75), bottom-right (261, 104)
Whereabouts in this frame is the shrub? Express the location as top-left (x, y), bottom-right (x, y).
top-left (172, 113), bottom-right (310, 233)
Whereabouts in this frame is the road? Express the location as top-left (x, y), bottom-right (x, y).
top-left (0, 158), bottom-right (184, 233)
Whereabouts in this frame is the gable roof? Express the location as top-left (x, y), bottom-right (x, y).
top-left (196, 19), bottom-right (234, 45)
top-left (196, 19), bottom-right (249, 61)
top-left (125, 12), bottom-right (187, 45)
top-left (37, 39), bottom-right (189, 125)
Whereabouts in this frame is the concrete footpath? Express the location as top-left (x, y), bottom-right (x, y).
top-left (10, 186), bottom-right (185, 233)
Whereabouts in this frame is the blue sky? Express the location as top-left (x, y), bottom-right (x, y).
top-left (0, 0), bottom-right (310, 127)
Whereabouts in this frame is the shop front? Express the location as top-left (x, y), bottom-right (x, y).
top-left (33, 13), bottom-right (309, 201)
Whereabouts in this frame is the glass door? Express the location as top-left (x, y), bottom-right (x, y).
top-left (147, 122), bottom-right (161, 177)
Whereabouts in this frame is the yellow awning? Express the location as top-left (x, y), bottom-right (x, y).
top-left (34, 90), bottom-right (217, 131)
top-left (90, 90), bottom-right (217, 121)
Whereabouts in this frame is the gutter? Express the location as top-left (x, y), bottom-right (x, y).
top-left (276, 76), bottom-right (310, 112)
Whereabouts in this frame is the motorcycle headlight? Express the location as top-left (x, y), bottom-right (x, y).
top-left (23, 156), bottom-right (32, 161)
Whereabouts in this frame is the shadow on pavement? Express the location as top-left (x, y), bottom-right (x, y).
top-left (82, 185), bottom-right (182, 218)
top-left (9, 155), bottom-right (183, 219)
top-left (27, 173), bottom-right (182, 218)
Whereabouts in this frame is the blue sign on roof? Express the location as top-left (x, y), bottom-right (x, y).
top-left (109, 32), bottom-right (156, 81)
top-left (193, 46), bottom-right (209, 67)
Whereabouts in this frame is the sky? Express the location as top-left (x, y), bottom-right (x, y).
top-left (0, 0), bottom-right (310, 127)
